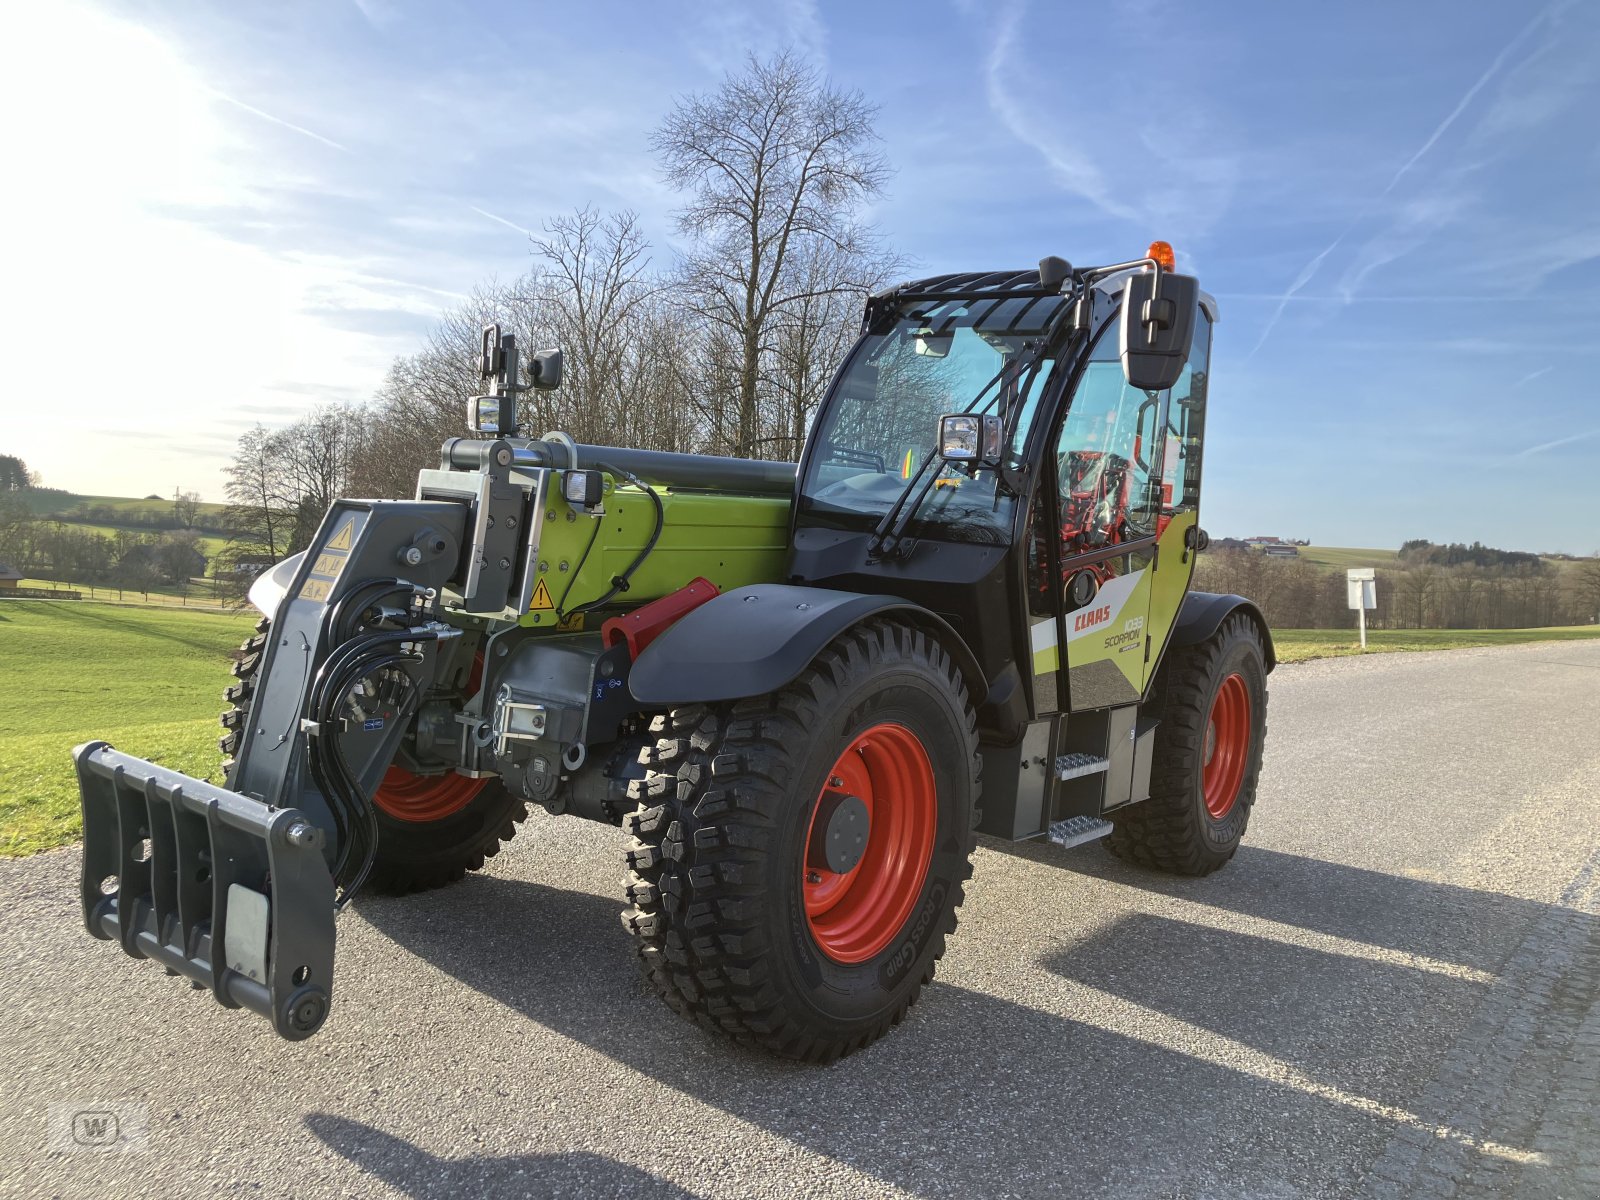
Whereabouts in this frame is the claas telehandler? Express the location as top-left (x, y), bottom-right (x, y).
top-left (73, 243), bottom-right (1272, 1061)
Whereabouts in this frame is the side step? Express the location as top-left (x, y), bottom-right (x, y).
top-left (1055, 753), bottom-right (1110, 781)
top-left (1048, 815), bottom-right (1115, 849)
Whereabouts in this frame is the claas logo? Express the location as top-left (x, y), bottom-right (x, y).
top-left (1073, 605), bottom-right (1112, 633)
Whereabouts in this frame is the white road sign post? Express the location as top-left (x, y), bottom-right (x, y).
top-left (1347, 568), bottom-right (1376, 649)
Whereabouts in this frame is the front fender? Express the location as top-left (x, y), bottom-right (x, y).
top-left (247, 551), bottom-right (305, 619)
top-left (628, 583), bottom-right (986, 706)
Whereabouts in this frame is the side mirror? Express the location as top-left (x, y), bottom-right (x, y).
top-left (530, 348), bottom-right (562, 390)
top-left (938, 413), bottom-right (1002, 466)
top-left (1120, 271), bottom-right (1198, 391)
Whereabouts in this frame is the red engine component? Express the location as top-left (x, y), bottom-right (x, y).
top-left (601, 577), bottom-right (721, 659)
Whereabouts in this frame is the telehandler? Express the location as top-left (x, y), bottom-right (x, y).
top-left (74, 243), bottom-right (1271, 1061)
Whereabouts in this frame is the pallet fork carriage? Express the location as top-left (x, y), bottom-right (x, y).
top-left (73, 242), bottom-right (1272, 1060)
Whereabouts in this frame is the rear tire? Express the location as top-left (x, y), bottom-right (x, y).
top-left (220, 617), bottom-right (525, 895)
top-left (364, 776), bottom-right (527, 895)
top-left (1104, 612), bottom-right (1268, 875)
top-left (621, 620), bottom-right (980, 1061)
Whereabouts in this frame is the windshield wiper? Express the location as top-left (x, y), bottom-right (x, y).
top-left (868, 340), bottom-right (1053, 558)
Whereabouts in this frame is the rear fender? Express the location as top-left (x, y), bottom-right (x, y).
top-left (628, 584), bottom-right (986, 707)
top-left (1169, 591), bottom-right (1276, 671)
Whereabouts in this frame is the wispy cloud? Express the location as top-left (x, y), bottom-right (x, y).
top-left (469, 206), bottom-right (534, 238)
top-left (1380, 8), bottom-right (1552, 198)
top-left (1512, 427), bottom-right (1600, 458)
top-left (1252, 6), bottom-right (1556, 355)
top-left (208, 89), bottom-right (349, 152)
top-left (1513, 365), bottom-right (1554, 387)
top-left (1248, 235), bottom-right (1343, 356)
top-left (982, 2), bottom-right (1139, 223)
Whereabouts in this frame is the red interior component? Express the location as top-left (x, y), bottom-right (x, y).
top-left (601, 577), bottom-right (720, 659)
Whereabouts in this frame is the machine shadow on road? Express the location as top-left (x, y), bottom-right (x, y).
top-left (303, 1113), bottom-right (704, 1199)
top-left (352, 872), bottom-right (1532, 1199)
top-left (998, 839), bottom-right (1554, 975)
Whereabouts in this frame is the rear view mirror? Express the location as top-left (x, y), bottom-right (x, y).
top-left (1120, 271), bottom-right (1198, 391)
top-left (938, 414), bottom-right (1002, 466)
top-left (913, 329), bottom-right (952, 358)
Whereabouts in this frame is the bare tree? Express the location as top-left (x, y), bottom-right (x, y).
top-left (654, 50), bottom-right (890, 457)
top-left (1573, 556), bottom-right (1600, 624)
top-left (172, 489), bottom-right (203, 529)
top-left (223, 425), bottom-right (291, 561)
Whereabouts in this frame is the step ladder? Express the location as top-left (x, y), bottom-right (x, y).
top-left (1049, 754), bottom-right (1113, 848)
top-left (1048, 814), bottom-right (1115, 849)
top-left (1055, 753), bottom-right (1109, 781)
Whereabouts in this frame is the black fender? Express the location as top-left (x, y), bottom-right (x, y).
top-left (628, 583), bottom-right (987, 706)
top-left (1170, 591), bottom-right (1276, 672)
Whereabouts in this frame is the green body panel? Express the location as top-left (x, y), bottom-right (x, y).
top-left (1141, 510), bottom-right (1199, 688)
top-left (1028, 510), bottom-right (1199, 702)
top-left (518, 478), bottom-right (792, 629)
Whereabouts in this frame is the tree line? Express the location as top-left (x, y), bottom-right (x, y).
top-left (225, 52), bottom-right (895, 560)
top-left (1196, 549), bottom-right (1600, 632)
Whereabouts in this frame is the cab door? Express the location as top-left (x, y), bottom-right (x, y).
top-left (1045, 330), bottom-right (1167, 711)
top-left (1139, 309), bottom-right (1212, 686)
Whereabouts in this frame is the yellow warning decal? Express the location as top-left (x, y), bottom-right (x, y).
top-left (301, 578), bottom-right (333, 602)
top-left (529, 578), bottom-right (555, 611)
top-left (326, 519), bottom-right (356, 551)
top-left (310, 552), bottom-right (345, 577)
top-left (556, 612), bottom-right (585, 632)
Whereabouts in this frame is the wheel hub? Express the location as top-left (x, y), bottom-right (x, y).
top-left (1201, 672), bottom-right (1251, 820)
top-left (809, 791), bottom-right (871, 874)
top-left (802, 723), bottom-right (937, 964)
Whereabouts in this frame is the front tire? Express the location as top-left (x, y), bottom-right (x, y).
top-left (1104, 613), bottom-right (1268, 875)
top-left (621, 620), bottom-right (980, 1062)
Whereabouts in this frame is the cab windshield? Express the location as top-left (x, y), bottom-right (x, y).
top-left (799, 294), bottom-right (1063, 545)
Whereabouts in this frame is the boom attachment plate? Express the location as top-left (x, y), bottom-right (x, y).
top-left (76, 742), bottom-right (336, 1041)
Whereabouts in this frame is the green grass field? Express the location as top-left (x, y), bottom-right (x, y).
top-left (1273, 625), bottom-right (1600, 663)
top-left (0, 601), bottom-right (255, 856)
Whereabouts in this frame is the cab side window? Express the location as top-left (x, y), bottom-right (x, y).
top-left (1162, 313), bottom-right (1210, 518)
top-left (1053, 338), bottom-right (1166, 560)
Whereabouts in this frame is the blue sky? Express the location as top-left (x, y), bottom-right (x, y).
top-left (3, 0), bottom-right (1597, 552)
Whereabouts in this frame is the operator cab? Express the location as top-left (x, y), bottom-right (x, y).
top-left (791, 250), bottom-right (1218, 837)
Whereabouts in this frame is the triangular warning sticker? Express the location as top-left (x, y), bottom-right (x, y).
top-left (326, 520), bottom-right (355, 551)
top-left (529, 578), bottom-right (554, 611)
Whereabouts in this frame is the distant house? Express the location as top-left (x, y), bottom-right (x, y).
top-left (1243, 535), bottom-right (1300, 557)
top-left (0, 562), bottom-right (23, 590)
top-left (228, 553), bottom-right (279, 577)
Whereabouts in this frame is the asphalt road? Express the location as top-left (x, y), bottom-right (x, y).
top-left (4, 639), bottom-right (1599, 1199)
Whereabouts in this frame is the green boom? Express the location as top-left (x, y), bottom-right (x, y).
top-left (517, 480), bottom-right (793, 629)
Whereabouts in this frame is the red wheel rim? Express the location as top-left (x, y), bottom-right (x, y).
top-left (372, 650), bottom-right (487, 823)
top-left (372, 767), bottom-right (488, 822)
top-left (1202, 672), bottom-right (1251, 819)
top-left (802, 722), bottom-right (937, 964)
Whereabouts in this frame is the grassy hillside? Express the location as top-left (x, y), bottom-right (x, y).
top-left (19, 490), bottom-right (230, 522)
top-left (29, 520), bottom-right (230, 558)
top-left (1298, 546), bottom-right (1401, 570)
top-left (0, 601), bottom-right (255, 855)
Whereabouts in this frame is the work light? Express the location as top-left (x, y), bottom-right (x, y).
top-left (467, 394), bottom-right (516, 435)
top-left (937, 413), bottom-right (1003, 466)
top-left (563, 469), bottom-right (604, 508)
